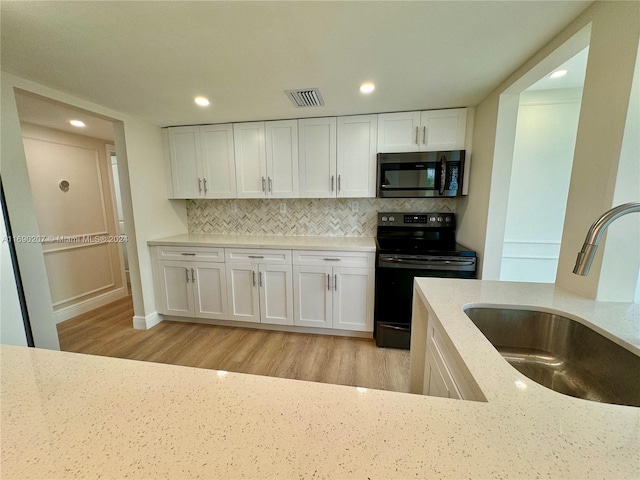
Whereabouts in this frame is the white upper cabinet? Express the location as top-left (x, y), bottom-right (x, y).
top-left (235, 120), bottom-right (299, 199)
top-left (265, 120), bottom-right (299, 198)
top-left (336, 115), bottom-right (377, 198)
top-left (166, 125), bottom-right (236, 199)
top-left (200, 124), bottom-right (237, 198)
top-left (298, 117), bottom-right (337, 198)
top-left (167, 126), bottom-right (203, 198)
top-left (421, 109), bottom-right (467, 151)
top-left (377, 108), bottom-right (467, 153)
top-left (376, 111), bottom-right (422, 153)
top-left (234, 122), bottom-right (267, 198)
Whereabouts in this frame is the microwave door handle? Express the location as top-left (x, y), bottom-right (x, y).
top-left (439, 156), bottom-right (446, 196)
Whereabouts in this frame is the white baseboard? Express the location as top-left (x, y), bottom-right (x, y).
top-left (133, 311), bottom-right (162, 330)
top-left (53, 287), bottom-right (128, 324)
top-left (162, 315), bottom-right (372, 338)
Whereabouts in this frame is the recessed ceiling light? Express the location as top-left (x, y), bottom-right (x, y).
top-left (194, 96), bottom-right (210, 107)
top-left (550, 69), bottom-right (568, 79)
top-left (359, 82), bottom-right (375, 94)
top-left (69, 120), bottom-right (85, 127)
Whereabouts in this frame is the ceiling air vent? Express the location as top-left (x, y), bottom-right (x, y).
top-left (285, 88), bottom-right (324, 107)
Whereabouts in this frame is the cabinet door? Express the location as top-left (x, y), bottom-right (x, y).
top-left (332, 267), bottom-right (374, 332)
top-left (226, 262), bottom-right (260, 323)
top-left (167, 126), bottom-right (202, 198)
top-left (259, 264), bottom-right (293, 326)
top-left (234, 122), bottom-right (267, 198)
top-left (266, 120), bottom-right (299, 198)
top-left (293, 265), bottom-right (332, 328)
top-left (421, 108), bottom-right (467, 151)
top-left (201, 124), bottom-right (237, 198)
top-left (192, 263), bottom-right (228, 320)
top-left (298, 117), bottom-right (337, 198)
top-left (426, 347), bottom-right (456, 399)
top-left (377, 112), bottom-right (421, 153)
top-left (158, 261), bottom-right (194, 317)
top-left (336, 115), bottom-right (377, 198)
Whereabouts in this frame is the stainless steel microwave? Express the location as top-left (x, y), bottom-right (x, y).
top-left (377, 151), bottom-right (465, 198)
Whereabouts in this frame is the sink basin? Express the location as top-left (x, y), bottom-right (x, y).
top-left (463, 307), bottom-right (640, 407)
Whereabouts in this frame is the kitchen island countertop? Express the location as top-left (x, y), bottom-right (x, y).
top-left (1, 279), bottom-right (638, 479)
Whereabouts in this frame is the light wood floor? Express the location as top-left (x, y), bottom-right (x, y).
top-left (57, 296), bottom-right (411, 393)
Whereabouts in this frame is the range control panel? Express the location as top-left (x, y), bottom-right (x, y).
top-left (378, 212), bottom-right (455, 228)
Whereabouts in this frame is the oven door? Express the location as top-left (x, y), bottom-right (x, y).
top-left (374, 257), bottom-right (476, 349)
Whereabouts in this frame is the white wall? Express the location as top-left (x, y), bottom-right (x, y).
top-left (0, 206), bottom-right (29, 346)
top-left (555, 2), bottom-right (640, 300)
top-left (458, 1), bottom-right (639, 302)
top-left (0, 78), bottom-right (60, 350)
top-left (500, 89), bottom-right (581, 283)
top-left (596, 39), bottom-right (640, 302)
top-left (1, 72), bottom-right (188, 345)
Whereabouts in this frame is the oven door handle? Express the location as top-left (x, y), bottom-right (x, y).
top-left (382, 258), bottom-right (475, 267)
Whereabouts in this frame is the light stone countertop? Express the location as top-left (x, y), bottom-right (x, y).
top-left (1, 279), bottom-right (639, 479)
top-left (148, 233), bottom-right (377, 252)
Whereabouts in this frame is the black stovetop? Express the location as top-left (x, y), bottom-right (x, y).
top-left (375, 237), bottom-right (476, 257)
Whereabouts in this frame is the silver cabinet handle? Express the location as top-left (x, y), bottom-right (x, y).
top-left (185, 268), bottom-right (190, 283)
top-left (198, 178), bottom-right (203, 193)
top-left (252, 270), bottom-right (256, 286)
top-left (259, 271), bottom-right (263, 287)
top-left (334, 274), bottom-right (337, 291)
top-left (422, 126), bottom-right (426, 145)
top-left (268, 177), bottom-right (272, 193)
top-left (191, 268), bottom-right (196, 282)
top-left (415, 126), bottom-right (419, 145)
top-left (203, 178), bottom-right (208, 194)
top-left (262, 177), bottom-right (266, 192)
top-left (327, 273), bottom-right (331, 291)
top-left (248, 255), bottom-right (264, 259)
top-left (337, 174), bottom-right (341, 192)
top-left (181, 252), bottom-right (196, 256)
top-left (323, 258), bottom-right (341, 262)
top-left (331, 175), bottom-right (335, 192)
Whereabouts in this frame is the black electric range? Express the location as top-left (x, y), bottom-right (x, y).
top-left (374, 212), bottom-right (476, 349)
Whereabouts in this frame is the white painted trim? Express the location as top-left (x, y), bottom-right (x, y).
top-left (52, 282), bottom-right (116, 307)
top-left (162, 315), bottom-right (372, 338)
top-left (53, 286), bottom-right (127, 324)
top-left (133, 311), bottom-right (162, 330)
top-left (502, 255), bottom-right (559, 260)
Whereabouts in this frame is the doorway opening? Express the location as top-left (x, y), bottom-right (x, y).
top-left (499, 47), bottom-right (588, 282)
top-left (15, 91), bottom-right (133, 323)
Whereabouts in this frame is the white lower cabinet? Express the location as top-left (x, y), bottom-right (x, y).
top-left (293, 251), bottom-right (375, 332)
top-left (153, 245), bottom-right (374, 335)
top-left (225, 249), bottom-right (294, 325)
top-left (157, 260), bottom-right (228, 320)
top-left (424, 318), bottom-right (473, 400)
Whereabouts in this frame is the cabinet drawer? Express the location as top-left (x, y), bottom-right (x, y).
top-left (156, 245), bottom-right (225, 263)
top-left (293, 250), bottom-right (375, 268)
top-left (225, 248), bottom-right (292, 265)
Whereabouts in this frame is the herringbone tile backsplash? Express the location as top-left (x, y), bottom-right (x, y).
top-left (188, 198), bottom-right (456, 237)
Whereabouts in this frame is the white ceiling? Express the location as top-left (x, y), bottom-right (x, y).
top-left (15, 92), bottom-right (116, 142)
top-left (1, 1), bottom-right (593, 128)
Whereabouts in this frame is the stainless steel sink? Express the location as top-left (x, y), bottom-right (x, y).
top-left (464, 307), bottom-right (640, 407)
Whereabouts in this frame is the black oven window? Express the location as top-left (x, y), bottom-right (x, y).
top-left (383, 166), bottom-right (436, 189)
